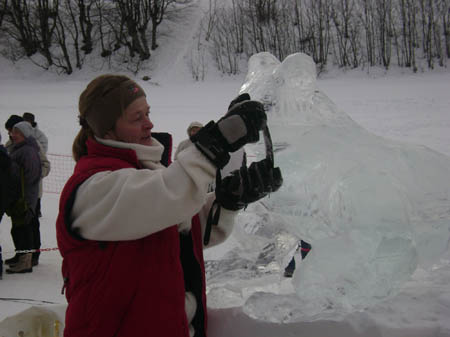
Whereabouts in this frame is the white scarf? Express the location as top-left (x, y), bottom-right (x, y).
top-left (95, 136), bottom-right (165, 170)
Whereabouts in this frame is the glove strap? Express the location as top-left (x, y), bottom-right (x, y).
top-left (204, 195), bottom-right (222, 246)
top-left (191, 121), bottom-right (230, 169)
top-left (204, 169), bottom-right (223, 246)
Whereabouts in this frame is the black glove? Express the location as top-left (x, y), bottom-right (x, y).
top-left (216, 158), bottom-right (283, 210)
top-left (204, 156), bottom-right (283, 244)
top-left (191, 94), bottom-right (266, 168)
top-left (228, 93), bottom-right (250, 109)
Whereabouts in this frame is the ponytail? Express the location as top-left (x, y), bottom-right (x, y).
top-left (72, 128), bottom-right (92, 162)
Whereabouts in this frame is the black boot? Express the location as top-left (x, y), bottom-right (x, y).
top-left (31, 212), bottom-right (41, 267)
top-left (5, 254), bottom-right (21, 266)
top-left (284, 268), bottom-right (294, 278)
top-left (6, 253), bottom-right (32, 274)
top-left (284, 256), bottom-right (296, 277)
top-left (8, 226), bottom-right (22, 266)
top-left (32, 253), bottom-right (39, 266)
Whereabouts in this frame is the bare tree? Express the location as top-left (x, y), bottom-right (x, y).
top-left (397, 0), bottom-right (418, 69)
top-left (304, 0), bottom-right (332, 69)
top-left (202, 0), bottom-right (217, 41)
top-left (61, 0), bottom-right (82, 69)
top-left (419, 0), bottom-right (436, 68)
top-left (0, 0), bottom-right (8, 28)
top-left (361, 0), bottom-right (377, 66)
top-left (35, 0), bottom-right (59, 66)
top-left (433, 0), bottom-right (448, 66)
top-left (293, 0), bottom-right (314, 55)
top-left (376, 0), bottom-right (393, 68)
top-left (4, 0), bottom-right (39, 56)
top-left (95, 0), bottom-right (115, 57)
top-left (148, 0), bottom-right (174, 51)
top-left (77, 0), bottom-right (94, 54)
top-left (442, 0), bottom-right (450, 58)
top-left (189, 26), bottom-right (208, 80)
top-left (54, 8), bottom-right (73, 74)
top-left (332, 0), bottom-right (361, 67)
top-left (113, 0), bottom-right (154, 60)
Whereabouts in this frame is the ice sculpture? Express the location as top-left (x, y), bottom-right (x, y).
top-left (236, 52), bottom-right (450, 318)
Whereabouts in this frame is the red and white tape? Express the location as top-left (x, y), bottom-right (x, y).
top-left (2, 247), bottom-right (60, 254)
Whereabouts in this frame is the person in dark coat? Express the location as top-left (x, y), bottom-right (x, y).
top-left (1, 132), bottom-right (12, 221)
top-left (4, 122), bottom-right (41, 273)
top-left (0, 131), bottom-right (21, 221)
top-left (0, 131), bottom-right (21, 279)
top-left (1, 132), bottom-right (8, 279)
top-left (0, 140), bottom-right (8, 223)
top-left (2, 117), bottom-right (23, 275)
top-left (4, 115), bottom-right (24, 153)
top-left (12, 121), bottom-right (50, 266)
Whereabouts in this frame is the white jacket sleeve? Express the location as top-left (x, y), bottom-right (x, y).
top-left (196, 193), bottom-right (239, 248)
top-left (71, 146), bottom-right (216, 241)
top-left (174, 139), bottom-right (193, 160)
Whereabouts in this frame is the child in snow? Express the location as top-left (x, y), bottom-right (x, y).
top-left (56, 74), bottom-right (279, 337)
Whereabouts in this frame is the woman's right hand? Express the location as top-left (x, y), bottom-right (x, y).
top-left (190, 94), bottom-right (267, 168)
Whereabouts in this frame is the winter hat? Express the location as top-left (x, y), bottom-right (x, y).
top-left (5, 115), bottom-right (24, 130)
top-left (23, 112), bottom-right (37, 127)
top-left (13, 121), bottom-right (34, 139)
top-left (186, 121), bottom-right (203, 136)
top-left (78, 74), bottom-right (146, 137)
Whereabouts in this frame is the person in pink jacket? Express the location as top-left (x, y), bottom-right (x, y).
top-left (56, 74), bottom-right (279, 337)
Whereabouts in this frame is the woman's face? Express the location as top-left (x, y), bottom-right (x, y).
top-left (10, 127), bottom-right (25, 144)
top-left (105, 96), bottom-right (153, 146)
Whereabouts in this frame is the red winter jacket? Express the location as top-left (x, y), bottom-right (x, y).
top-left (56, 138), bottom-right (207, 337)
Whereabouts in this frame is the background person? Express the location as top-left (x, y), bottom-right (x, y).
top-left (23, 112), bottom-right (50, 219)
top-left (0, 131), bottom-right (15, 224)
top-left (22, 112), bottom-right (48, 153)
top-left (14, 121), bottom-right (50, 266)
top-left (4, 115), bottom-right (23, 153)
top-left (4, 121), bottom-right (41, 274)
top-left (0, 131), bottom-right (20, 279)
top-left (174, 121), bottom-right (203, 160)
top-left (4, 119), bottom-right (49, 267)
top-left (3, 115), bottom-right (25, 267)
